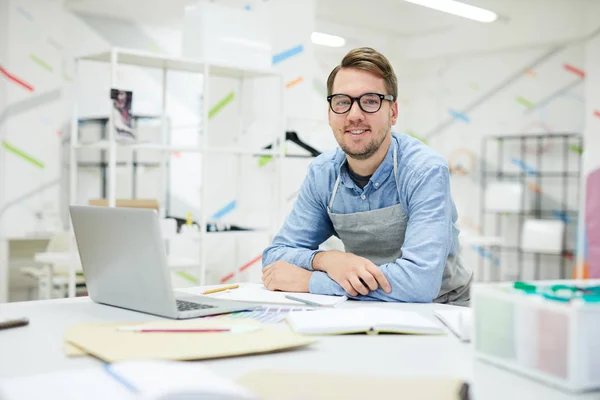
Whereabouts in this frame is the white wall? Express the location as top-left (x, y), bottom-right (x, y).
top-left (389, 1), bottom-right (598, 281)
top-left (0, 0), bottom-right (329, 286)
top-left (0, 0), bottom-right (9, 232)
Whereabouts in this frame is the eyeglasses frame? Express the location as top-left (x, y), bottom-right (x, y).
top-left (326, 92), bottom-right (395, 114)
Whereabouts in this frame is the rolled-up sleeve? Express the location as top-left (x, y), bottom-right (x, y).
top-left (309, 165), bottom-right (453, 302)
top-left (262, 163), bottom-right (334, 270)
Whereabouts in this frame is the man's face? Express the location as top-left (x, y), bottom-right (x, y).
top-left (328, 68), bottom-right (398, 161)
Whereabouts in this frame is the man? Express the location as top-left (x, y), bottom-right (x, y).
top-left (261, 47), bottom-right (473, 305)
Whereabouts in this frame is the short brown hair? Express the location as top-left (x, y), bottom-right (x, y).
top-left (326, 47), bottom-right (398, 101)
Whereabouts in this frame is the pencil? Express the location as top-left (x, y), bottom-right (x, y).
top-left (202, 284), bottom-right (239, 295)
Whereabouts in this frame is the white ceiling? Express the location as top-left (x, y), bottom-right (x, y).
top-left (64, 0), bottom-right (497, 36)
top-left (64, 0), bottom-right (594, 60)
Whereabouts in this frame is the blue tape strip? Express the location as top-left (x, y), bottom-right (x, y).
top-left (553, 210), bottom-right (571, 223)
top-left (510, 158), bottom-right (537, 176)
top-left (448, 109), bottom-right (470, 123)
top-left (211, 200), bottom-right (237, 220)
top-left (16, 6), bottom-right (33, 21)
top-left (471, 245), bottom-right (500, 265)
top-left (273, 45), bottom-right (304, 65)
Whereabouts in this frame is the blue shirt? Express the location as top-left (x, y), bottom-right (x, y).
top-left (262, 132), bottom-right (460, 302)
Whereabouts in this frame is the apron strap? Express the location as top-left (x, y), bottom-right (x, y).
top-left (328, 174), bottom-right (342, 211)
top-left (328, 139), bottom-right (399, 212)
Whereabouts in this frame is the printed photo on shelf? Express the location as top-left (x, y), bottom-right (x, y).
top-left (110, 88), bottom-right (135, 141)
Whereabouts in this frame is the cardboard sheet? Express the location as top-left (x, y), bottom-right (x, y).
top-left (64, 319), bottom-right (315, 363)
top-left (237, 370), bottom-right (469, 400)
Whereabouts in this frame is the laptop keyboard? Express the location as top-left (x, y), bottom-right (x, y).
top-left (176, 299), bottom-right (216, 311)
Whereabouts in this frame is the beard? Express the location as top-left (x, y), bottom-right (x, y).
top-left (339, 127), bottom-right (388, 161)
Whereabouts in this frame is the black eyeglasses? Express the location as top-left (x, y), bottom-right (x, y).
top-left (327, 93), bottom-right (395, 114)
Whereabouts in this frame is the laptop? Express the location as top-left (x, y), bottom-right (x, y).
top-left (69, 205), bottom-right (259, 319)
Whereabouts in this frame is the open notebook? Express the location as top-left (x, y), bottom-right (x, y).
top-left (0, 360), bottom-right (256, 400)
top-left (286, 307), bottom-right (445, 335)
top-left (433, 309), bottom-right (472, 342)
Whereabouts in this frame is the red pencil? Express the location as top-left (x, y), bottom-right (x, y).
top-left (117, 327), bottom-right (230, 333)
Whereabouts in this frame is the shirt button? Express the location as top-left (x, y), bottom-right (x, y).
top-left (361, 194), bottom-right (366, 200)
top-left (374, 182), bottom-right (379, 187)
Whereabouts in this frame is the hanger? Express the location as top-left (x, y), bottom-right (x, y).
top-left (262, 131), bottom-right (322, 157)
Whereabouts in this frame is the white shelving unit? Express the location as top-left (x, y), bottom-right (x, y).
top-left (69, 47), bottom-right (285, 285)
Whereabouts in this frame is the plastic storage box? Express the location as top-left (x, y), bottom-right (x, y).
top-left (472, 279), bottom-right (600, 393)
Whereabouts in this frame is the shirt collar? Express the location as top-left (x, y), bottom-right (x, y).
top-left (336, 135), bottom-right (396, 190)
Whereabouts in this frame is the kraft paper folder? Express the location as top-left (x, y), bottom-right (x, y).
top-left (64, 319), bottom-right (315, 362)
top-left (237, 371), bottom-right (470, 400)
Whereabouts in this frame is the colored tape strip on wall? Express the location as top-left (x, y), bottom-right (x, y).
top-left (285, 76), bottom-right (304, 88)
top-left (516, 96), bottom-right (534, 109)
top-left (0, 66), bottom-right (34, 92)
top-left (175, 271), bottom-right (199, 284)
top-left (272, 44), bottom-right (304, 65)
top-left (208, 92), bottom-right (235, 119)
top-left (220, 254), bottom-right (263, 283)
top-left (2, 141), bottom-right (44, 168)
top-left (29, 54), bottom-right (53, 72)
top-left (258, 155), bottom-right (272, 167)
top-left (563, 64), bottom-right (585, 78)
top-left (211, 200), bottom-right (236, 220)
top-left (16, 6), bottom-right (33, 21)
top-left (510, 158), bottom-right (537, 176)
top-left (448, 109), bottom-right (470, 123)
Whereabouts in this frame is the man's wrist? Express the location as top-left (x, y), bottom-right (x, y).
top-left (312, 250), bottom-right (340, 273)
top-left (312, 251), bottom-right (327, 272)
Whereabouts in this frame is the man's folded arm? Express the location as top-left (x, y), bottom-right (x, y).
top-left (309, 165), bottom-right (453, 302)
top-left (262, 164), bottom-right (334, 270)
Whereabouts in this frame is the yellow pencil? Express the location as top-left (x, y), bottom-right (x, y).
top-left (202, 284), bottom-right (239, 295)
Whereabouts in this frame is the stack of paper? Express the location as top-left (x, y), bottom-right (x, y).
top-left (0, 360), bottom-right (256, 400)
top-left (204, 283), bottom-right (347, 307)
top-left (433, 309), bottom-right (472, 342)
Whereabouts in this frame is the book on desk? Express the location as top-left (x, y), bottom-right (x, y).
top-left (286, 307), bottom-right (446, 335)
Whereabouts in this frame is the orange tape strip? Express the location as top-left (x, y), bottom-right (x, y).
top-left (285, 76), bottom-right (303, 88)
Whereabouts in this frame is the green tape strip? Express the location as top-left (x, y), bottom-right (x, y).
top-left (208, 91), bottom-right (235, 119)
top-left (407, 130), bottom-right (429, 145)
top-left (29, 54), bottom-right (53, 72)
top-left (175, 271), bottom-right (199, 284)
top-left (516, 96), bottom-right (534, 109)
top-left (569, 144), bottom-right (583, 154)
top-left (63, 72), bottom-right (73, 82)
top-left (258, 155), bottom-right (272, 167)
top-left (2, 141), bottom-right (44, 168)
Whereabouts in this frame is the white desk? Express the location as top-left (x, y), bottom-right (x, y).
top-left (0, 234), bottom-right (54, 302)
top-left (0, 291), bottom-right (597, 400)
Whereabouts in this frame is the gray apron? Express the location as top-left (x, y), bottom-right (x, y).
top-left (326, 143), bottom-right (473, 306)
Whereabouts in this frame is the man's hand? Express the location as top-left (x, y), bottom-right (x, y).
top-left (312, 251), bottom-right (392, 296)
top-left (262, 260), bottom-right (312, 293)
